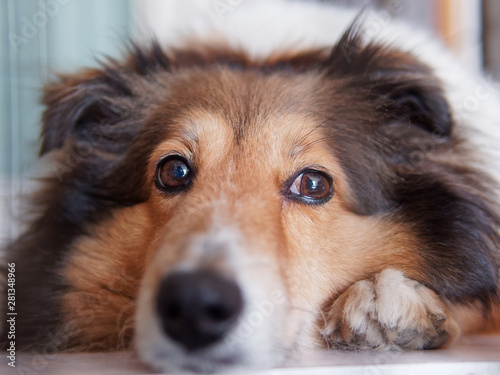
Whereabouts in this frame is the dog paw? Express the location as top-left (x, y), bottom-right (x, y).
top-left (321, 268), bottom-right (459, 350)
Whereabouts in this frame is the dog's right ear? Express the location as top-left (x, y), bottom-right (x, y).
top-left (40, 68), bottom-right (130, 155)
top-left (40, 41), bottom-right (170, 156)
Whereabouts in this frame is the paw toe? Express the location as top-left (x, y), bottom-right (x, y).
top-left (392, 328), bottom-right (420, 347)
top-left (424, 330), bottom-right (451, 349)
top-left (322, 270), bottom-right (458, 351)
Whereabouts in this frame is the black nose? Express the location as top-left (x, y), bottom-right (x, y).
top-left (156, 270), bottom-right (243, 351)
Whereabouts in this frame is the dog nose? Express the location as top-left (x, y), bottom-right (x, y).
top-left (156, 270), bottom-right (243, 351)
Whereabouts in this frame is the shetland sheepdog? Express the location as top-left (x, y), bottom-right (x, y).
top-left (1, 1), bottom-right (500, 373)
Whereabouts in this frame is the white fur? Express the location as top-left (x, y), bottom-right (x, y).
top-left (136, 224), bottom-right (291, 373)
top-left (322, 269), bottom-right (459, 350)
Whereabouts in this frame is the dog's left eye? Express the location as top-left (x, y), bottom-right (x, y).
top-left (155, 156), bottom-right (192, 193)
top-left (288, 170), bottom-right (333, 203)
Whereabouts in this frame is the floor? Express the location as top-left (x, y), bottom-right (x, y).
top-left (3, 334), bottom-right (500, 375)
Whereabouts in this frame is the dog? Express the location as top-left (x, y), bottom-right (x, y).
top-left (1, 1), bottom-right (500, 373)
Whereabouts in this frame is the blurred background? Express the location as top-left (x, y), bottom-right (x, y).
top-left (0, 0), bottom-right (499, 244)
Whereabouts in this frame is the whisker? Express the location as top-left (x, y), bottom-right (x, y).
top-left (295, 112), bottom-right (337, 146)
top-left (300, 135), bottom-right (337, 152)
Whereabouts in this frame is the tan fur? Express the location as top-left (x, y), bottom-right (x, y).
top-left (58, 67), bottom-right (429, 352)
top-left (60, 205), bottom-right (153, 350)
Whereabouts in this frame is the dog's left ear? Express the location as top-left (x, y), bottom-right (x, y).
top-left (324, 22), bottom-right (452, 138)
top-left (372, 72), bottom-right (452, 138)
top-left (322, 22), bottom-right (455, 215)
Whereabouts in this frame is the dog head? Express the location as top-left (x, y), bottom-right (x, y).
top-left (29, 24), bottom-right (500, 373)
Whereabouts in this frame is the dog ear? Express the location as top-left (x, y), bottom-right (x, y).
top-left (371, 74), bottom-right (452, 138)
top-left (324, 21), bottom-right (452, 138)
top-left (40, 68), bottom-right (131, 155)
top-left (40, 41), bottom-right (170, 156)
top-left (322, 22), bottom-right (455, 215)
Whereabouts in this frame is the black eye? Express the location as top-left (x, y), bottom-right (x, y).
top-left (288, 170), bottom-right (333, 204)
top-left (155, 156), bottom-right (193, 193)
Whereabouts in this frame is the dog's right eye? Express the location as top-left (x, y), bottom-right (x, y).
top-left (155, 156), bottom-right (193, 193)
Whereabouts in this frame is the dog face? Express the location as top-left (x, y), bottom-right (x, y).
top-left (3, 26), bottom-right (500, 373)
top-left (129, 68), bottom-right (427, 371)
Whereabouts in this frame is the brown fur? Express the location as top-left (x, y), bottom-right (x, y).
top-left (57, 67), bottom-right (435, 350)
top-left (1, 23), bottom-right (499, 373)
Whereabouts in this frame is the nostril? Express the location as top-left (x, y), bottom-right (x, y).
top-left (204, 303), bottom-right (232, 323)
top-left (156, 270), bottom-right (243, 351)
top-left (164, 302), bottom-right (181, 321)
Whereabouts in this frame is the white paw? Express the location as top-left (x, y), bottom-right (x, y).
top-left (321, 269), bottom-right (459, 350)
